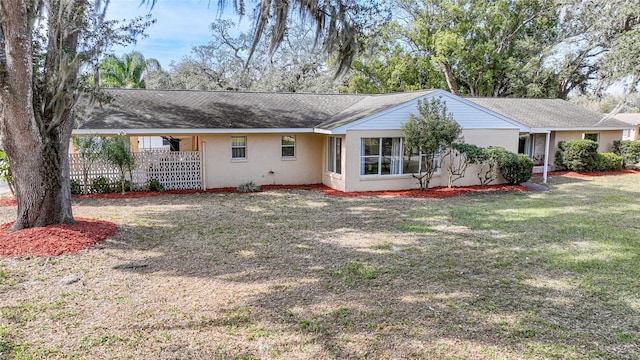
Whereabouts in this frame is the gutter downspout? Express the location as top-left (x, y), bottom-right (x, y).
top-left (543, 131), bottom-right (551, 184)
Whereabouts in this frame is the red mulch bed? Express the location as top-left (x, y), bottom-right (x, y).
top-left (0, 218), bottom-right (117, 258)
top-left (197, 183), bottom-right (527, 198)
top-left (319, 184), bottom-right (526, 198)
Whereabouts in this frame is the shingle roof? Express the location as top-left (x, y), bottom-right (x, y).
top-left (614, 113), bottom-right (640, 126)
top-left (79, 89), bottom-right (431, 131)
top-left (465, 98), bottom-right (630, 129)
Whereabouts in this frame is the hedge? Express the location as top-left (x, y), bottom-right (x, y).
top-left (555, 140), bottom-right (598, 172)
top-left (595, 152), bottom-right (623, 171)
top-left (612, 140), bottom-right (640, 168)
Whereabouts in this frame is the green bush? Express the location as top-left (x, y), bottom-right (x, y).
top-left (111, 180), bottom-right (132, 193)
top-left (595, 152), bottom-right (623, 171)
top-left (500, 152), bottom-right (534, 185)
top-left (237, 180), bottom-right (260, 193)
top-left (147, 178), bottom-right (165, 192)
top-left (556, 140), bottom-right (598, 172)
top-left (70, 179), bottom-right (82, 195)
top-left (554, 141), bottom-right (566, 170)
top-left (484, 147), bottom-right (533, 185)
top-left (612, 140), bottom-right (640, 168)
top-left (90, 176), bottom-right (112, 193)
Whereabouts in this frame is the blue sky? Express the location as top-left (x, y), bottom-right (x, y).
top-left (106, 0), bottom-right (251, 69)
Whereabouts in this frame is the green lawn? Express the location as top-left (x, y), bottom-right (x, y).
top-left (0, 173), bottom-right (639, 359)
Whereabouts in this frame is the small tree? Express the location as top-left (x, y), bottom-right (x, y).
top-left (402, 97), bottom-right (462, 190)
top-left (445, 143), bottom-right (487, 188)
top-left (478, 147), bottom-right (506, 186)
top-left (71, 135), bottom-right (103, 194)
top-left (102, 135), bottom-right (135, 194)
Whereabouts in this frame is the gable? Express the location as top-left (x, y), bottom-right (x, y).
top-left (327, 90), bottom-right (527, 134)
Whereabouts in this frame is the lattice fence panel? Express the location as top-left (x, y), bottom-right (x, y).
top-left (69, 150), bottom-right (201, 192)
top-left (139, 151), bottom-right (201, 190)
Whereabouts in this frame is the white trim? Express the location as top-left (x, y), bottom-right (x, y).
top-left (313, 128), bottom-right (333, 134)
top-left (72, 128), bottom-right (316, 135)
top-left (200, 141), bottom-right (207, 190)
top-left (543, 132), bottom-right (550, 184)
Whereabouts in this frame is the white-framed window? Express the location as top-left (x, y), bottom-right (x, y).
top-left (361, 137), bottom-right (403, 175)
top-left (327, 136), bottom-right (342, 174)
top-left (231, 136), bottom-right (247, 159)
top-left (281, 135), bottom-right (296, 158)
top-left (360, 137), bottom-right (440, 176)
top-left (583, 133), bottom-right (599, 142)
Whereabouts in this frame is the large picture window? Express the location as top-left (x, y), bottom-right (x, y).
top-left (360, 137), bottom-right (439, 176)
top-left (231, 136), bottom-right (246, 159)
top-left (327, 137), bottom-right (342, 174)
top-left (361, 138), bottom-right (403, 175)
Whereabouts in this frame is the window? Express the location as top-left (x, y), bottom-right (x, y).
top-left (583, 133), bottom-right (599, 142)
top-left (361, 138), bottom-right (403, 175)
top-left (360, 137), bottom-right (440, 176)
top-left (281, 135), bottom-right (296, 158)
top-left (231, 136), bottom-right (246, 159)
top-left (327, 137), bottom-right (341, 174)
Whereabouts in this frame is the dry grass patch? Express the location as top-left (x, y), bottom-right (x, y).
top-left (0, 175), bottom-right (639, 359)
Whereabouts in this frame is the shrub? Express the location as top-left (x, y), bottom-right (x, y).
top-left (515, 154), bottom-right (534, 183)
top-left (90, 176), bottom-right (112, 193)
top-left (557, 140), bottom-right (598, 172)
top-left (237, 180), bottom-right (259, 193)
top-left (554, 141), bottom-right (566, 170)
top-left (499, 152), bottom-right (533, 185)
top-left (111, 180), bottom-right (132, 193)
top-left (595, 152), bottom-right (623, 171)
top-left (70, 179), bottom-right (82, 195)
top-left (147, 178), bottom-right (165, 192)
top-left (613, 140), bottom-right (640, 168)
top-left (482, 147), bottom-right (532, 185)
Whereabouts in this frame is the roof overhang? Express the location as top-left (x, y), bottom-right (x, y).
top-left (73, 128), bottom-right (317, 135)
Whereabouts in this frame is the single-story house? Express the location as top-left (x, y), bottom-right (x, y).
top-left (614, 113), bottom-right (640, 140)
top-left (75, 89), bottom-right (527, 191)
top-left (74, 89), bottom-right (627, 191)
top-left (466, 98), bottom-right (629, 175)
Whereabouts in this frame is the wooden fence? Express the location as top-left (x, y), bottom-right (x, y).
top-left (69, 150), bottom-right (202, 191)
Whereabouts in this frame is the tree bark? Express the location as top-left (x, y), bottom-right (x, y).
top-left (0, 0), bottom-right (76, 230)
top-left (442, 62), bottom-right (460, 96)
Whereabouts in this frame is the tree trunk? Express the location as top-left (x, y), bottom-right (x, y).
top-left (0, 0), bottom-right (76, 230)
top-left (442, 62), bottom-right (461, 96)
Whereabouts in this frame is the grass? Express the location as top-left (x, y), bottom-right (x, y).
top-left (0, 173), bottom-right (639, 359)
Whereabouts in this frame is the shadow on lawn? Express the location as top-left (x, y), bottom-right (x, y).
top-left (103, 185), bottom-right (639, 359)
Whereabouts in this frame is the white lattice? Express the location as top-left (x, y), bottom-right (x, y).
top-left (69, 150), bottom-right (202, 191)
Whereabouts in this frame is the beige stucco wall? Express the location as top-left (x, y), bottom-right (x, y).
top-left (340, 128), bottom-right (519, 192)
top-left (201, 133), bottom-right (324, 189)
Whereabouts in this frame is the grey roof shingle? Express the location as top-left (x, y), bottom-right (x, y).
top-left (614, 113), bottom-right (640, 126)
top-left (79, 89), bottom-right (431, 131)
top-left (466, 98), bottom-right (630, 129)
